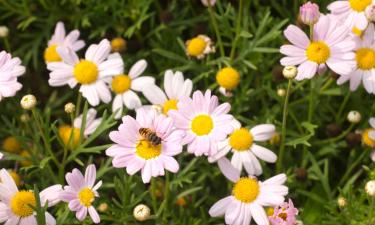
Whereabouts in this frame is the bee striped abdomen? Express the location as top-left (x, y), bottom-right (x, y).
top-left (139, 128), bottom-right (162, 146)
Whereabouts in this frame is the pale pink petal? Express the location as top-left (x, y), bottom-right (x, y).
top-left (217, 157), bottom-right (240, 182)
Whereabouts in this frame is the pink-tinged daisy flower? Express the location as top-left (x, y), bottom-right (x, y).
top-left (269, 199), bottom-right (299, 225)
top-left (169, 90), bottom-right (233, 157)
top-left (110, 57), bottom-right (154, 119)
top-left (337, 24), bottom-right (375, 93)
top-left (47, 39), bottom-right (123, 106)
top-left (209, 120), bottom-right (277, 176)
top-left (280, 15), bottom-right (356, 80)
top-left (142, 70), bottom-right (193, 115)
top-left (44, 21), bottom-right (85, 63)
top-left (0, 51), bottom-right (25, 101)
top-left (209, 158), bottom-right (289, 225)
top-left (59, 164), bottom-right (102, 224)
top-left (106, 108), bottom-right (184, 183)
top-left (328, 0), bottom-right (375, 31)
top-left (0, 169), bottom-right (62, 225)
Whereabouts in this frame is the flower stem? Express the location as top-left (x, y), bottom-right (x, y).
top-left (229, 0), bottom-right (244, 62)
top-left (207, 4), bottom-right (225, 57)
top-left (277, 79), bottom-right (293, 173)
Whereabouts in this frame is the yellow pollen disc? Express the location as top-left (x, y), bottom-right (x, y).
top-left (356, 48), bottom-right (375, 70)
top-left (306, 41), bottom-right (330, 64)
top-left (349, 0), bottom-right (372, 12)
top-left (74, 60), bottom-right (99, 84)
top-left (136, 140), bottom-right (162, 159)
top-left (216, 67), bottom-right (240, 90)
top-left (191, 114), bottom-right (214, 136)
top-left (186, 37), bottom-right (207, 57)
top-left (111, 74), bottom-right (132, 94)
top-left (229, 128), bottom-right (254, 151)
top-left (3, 136), bottom-right (21, 153)
top-left (163, 99), bottom-right (178, 115)
top-left (111, 37), bottom-right (126, 52)
top-left (266, 207), bottom-right (275, 216)
top-left (10, 191), bottom-right (36, 217)
top-left (78, 187), bottom-right (95, 207)
top-left (362, 128), bottom-right (375, 147)
top-left (8, 170), bottom-right (21, 187)
top-left (44, 45), bottom-right (62, 62)
top-left (58, 125), bottom-right (81, 149)
top-left (232, 177), bottom-right (260, 203)
top-left (352, 27), bottom-right (363, 36)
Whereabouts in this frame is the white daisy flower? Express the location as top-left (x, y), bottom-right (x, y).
top-left (142, 70), bottom-right (193, 115)
top-left (209, 120), bottom-right (277, 176)
top-left (0, 169), bottom-right (62, 225)
top-left (0, 51), bottom-right (25, 101)
top-left (209, 158), bottom-right (288, 225)
top-left (44, 21), bottom-right (85, 62)
top-left (337, 24), bottom-right (375, 93)
top-left (110, 57), bottom-right (154, 119)
top-left (47, 39), bottom-right (123, 106)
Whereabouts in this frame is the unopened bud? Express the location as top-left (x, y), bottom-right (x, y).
top-left (64, 102), bottom-right (75, 114)
top-left (97, 203), bottom-right (108, 212)
top-left (337, 197), bottom-right (347, 208)
top-left (347, 111), bottom-right (361, 124)
top-left (20, 95), bottom-right (37, 110)
top-left (365, 180), bottom-right (375, 197)
top-left (0, 26), bottom-right (9, 38)
top-left (20, 114), bottom-right (30, 123)
top-left (133, 204), bottom-right (151, 221)
top-left (282, 66), bottom-right (297, 79)
top-left (300, 1), bottom-right (320, 25)
top-left (277, 88), bottom-right (286, 97)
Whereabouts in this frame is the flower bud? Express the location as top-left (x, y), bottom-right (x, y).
top-left (20, 95), bottom-right (37, 110)
top-left (64, 102), bottom-right (76, 114)
top-left (97, 203), bottom-right (108, 213)
top-left (365, 5), bottom-right (375, 22)
top-left (0, 26), bottom-right (9, 38)
top-left (277, 88), bottom-right (286, 97)
top-left (326, 123), bottom-right (342, 137)
top-left (295, 168), bottom-right (308, 182)
top-left (299, 2), bottom-right (320, 25)
top-left (111, 37), bottom-right (127, 53)
top-left (133, 204), bottom-right (151, 221)
top-left (365, 180), bottom-right (375, 197)
top-left (270, 132), bottom-right (281, 146)
top-left (337, 197), bottom-right (347, 208)
top-left (20, 114), bottom-right (30, 123)
top-left (282, 66), bottom-right (297, 79)
top-left (201, 0), bottom-right (216, 7)
top-left (347, 111), bottom-right (361, 124)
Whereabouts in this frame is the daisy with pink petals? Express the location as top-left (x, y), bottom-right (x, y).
top-left (47, 39), bottom-right (124, 106)
top-left (337, 24), bottom-right (375, 93)
top-left (328, 0), bottom-right (375, 31)
top-left (59, 164), bottom-right (102, 224)
top-left (0, 169), bottom-right (62, 225)
top-left (169, 90), bottom-right (234, 157)
top-left (269, 199), bottom-right (299, 225)
top-left (209, 158), bottom-right (289, 225)
top-left (0, 51), bottom-right (25, 102)
top-left (280, 15), bottom-right (356, 80)
top-left (44, 21), bottom-right (85, 63)
top-left (106, 108), bottom-right (184, 183)
top-left (209, 120), bottom-right (277, 176)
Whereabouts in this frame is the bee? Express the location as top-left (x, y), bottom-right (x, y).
top-left (139, 128), bottom-right (162, 146)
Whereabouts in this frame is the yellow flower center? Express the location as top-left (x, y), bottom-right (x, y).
top-left (352, 27), bottom-right (363, 36)
top-left (111, 37), bottom-right (126, 52)
top-left (216, 67), bottom-right (240, 90)
top-left (78, 187), bottom-right (95, 207)
top-left (266, 207), bottom-right (275, 216)
top-left (10, 191), bottom-right (36, 217)
top-left (306, 41), bottom-right (331, 64)
top-left (163, 99), bottom-right (178, 115)
top-left (363, 128), bottom-right (375, 147)
top-left (111, 74), bottom-right (132, 94)
top-left (356, 48), bottom-right (375, 70)
top-left (229, 128), bottom-right (254, 151)
top-left (3, 136), bottom-right (21, 153)
top-left (191, 114), bottom-right (214, 136)
top-left (74, 60), bottom-right (99, 84)
top-left (58, 125), bottom-right (81, 149)
top-left (232, 177), bottom-right (260, 203)
top-left (136, 140), bottom-right (162, 159)
top-left (44, 45), bottom-right (62, 62)
top-left (349, 0), bottom-right (372, 12)
top-left (186, 37), bottom-right (207, 57)
top-left (8, 170), bottom-right (21, 187)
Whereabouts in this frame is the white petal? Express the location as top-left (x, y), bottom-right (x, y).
top-left (129, 59), bottom-right (147, 78)
top-left (251, 144), bottom-right (277, 163)
top-left (141, 84), bottom-right (167, 105)
top-left (217, 157), bottom-right (240, 182)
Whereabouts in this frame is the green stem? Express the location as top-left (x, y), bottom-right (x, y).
top-left (150, 178), bottom-right (158, 218)
top-left (3, 37), bottom-right (10, 52)
top-left (336, 91), bottom-right (351, 122)
top-left (277, 79), bottom-right (292, 173)
top-left (319, 77), bottom-right (334, 93)
top-left (207, 4), bottom-right (225, 57)
top-left (75, 93), bottom-right (82, 118)
top-left (162, 173), bottom-right (170, 221)
top-left (314, 123), bottom-right (354, 145)
top-left (229, 0), bottom-right (244, 62)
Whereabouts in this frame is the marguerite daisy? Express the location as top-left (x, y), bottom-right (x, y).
top-left (106, 108), bottom-right (184, 183)
top-left (110, 57), bottom-right (154, 119)
top-left (0, 51), bottom-right (25, 101)
top-left (280, 15), bottom-right (356, 80)
top-left (142, 70), bottom-right (193, 115)
top-left (44, 21), bottom-right (85, 63)
top-left (209, 120), bottom-right (277, 176)
top-left (337, 24), bottom-right (375, 93)
top-left (47, 39), bottom-right (123, 106)
top-left (59, 164), bottom-right (102, 224)
top-left (185, 35), bottom-right (215, 59)
top-left (0, 169), bottom-right (61, 225)
top-left (328, 0), bottom-right (375, 31)
top-left (362, 117), bottom-right (375, 161)
top-left (169, 90), bottom-right (234, 157)
top-left (268, 199), bottom-right (298, 225)
top-left (209, 158), bottom-right (288, 225)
